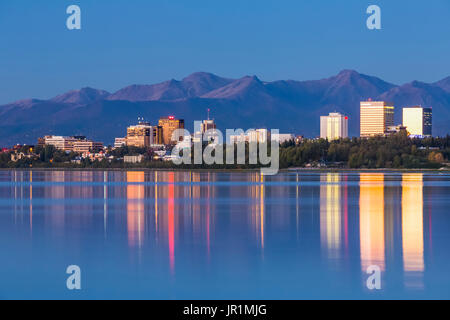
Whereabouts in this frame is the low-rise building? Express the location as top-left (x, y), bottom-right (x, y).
top-left (124, 155), bottom-right (144, 164)
top-left (114, 137), bottom-right (127, 149)
top-left (276, 134), bottom-right (295, 144)
top-left (44, 136), bottom-right (77, 151)
top-left (10, 152), bottom-right (38, 162)
top-left (229, 132), bottom-right (248, 144)
top-left (295, 135), bottom-right (304, 145)
top-left (73, 140), bottom-right (103, 153)
top-left (229, 129), bottom-right (269, 144)
top-left (386, 125), bottom-right (407, 135)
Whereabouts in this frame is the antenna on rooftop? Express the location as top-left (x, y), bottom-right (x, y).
top-left (207, 108), bottom-right (210, 120)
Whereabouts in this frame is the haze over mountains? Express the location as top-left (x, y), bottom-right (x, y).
top-left (1, 70), bottom-right (449, 146)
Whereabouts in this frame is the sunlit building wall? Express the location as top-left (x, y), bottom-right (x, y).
top-left (360, 101), bottom-right (394, 137)
top-left (158, 116), bottom-right (185, 145)
top-left (44, 136), bottom-right (77, 151)
top-left (403, 106), bottom-right (432, 137)
top-left (126, 122), bottom-right (153, 148)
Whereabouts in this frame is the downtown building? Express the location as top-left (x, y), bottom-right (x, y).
top-left (125, 120), bottom-right (163, 148)
top-left (193, 118), bottom-right (219, 144)
top-left (200, 119), bottom-right (217, 134)
top-left (320, 112), bottom-right (348, 140)
top-left (402, 106), bottom-right (432, 137)
top-left (229, 129), bottom-right (269, 144)
top-left (158, 116), bottom-right (185, 145)
top-left (360, 100), bottom-right (394, 137)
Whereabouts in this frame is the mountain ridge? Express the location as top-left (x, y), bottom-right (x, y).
top-left (1, 70), bottom-right (449, 146)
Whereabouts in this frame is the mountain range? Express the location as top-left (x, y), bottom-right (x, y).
top-left (1, 70), bottom-right (449, 147)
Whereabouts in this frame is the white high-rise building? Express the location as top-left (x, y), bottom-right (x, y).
top-left (403, 106), bottom-right (432, 137)
top-left (248, 129), bottom-right (269, 143)
top-left (320, 112), bottom-right (348, 140)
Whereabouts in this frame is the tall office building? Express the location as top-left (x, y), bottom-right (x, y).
top-left (360, 100), bottom-right (394, 137)
top-left (200, 119), bottom-right (217, 134)
top-left (126, 120), bottom-right (152, 148)
top-left (402, 106), bottom-right (432, 137)
top-left (320, 112), bottom-right (348, 140)
top-left (201, 108), bottom-right (217, 134)
top-left (152, 126), bottom-right (164, 145)
top-left (158, 116), bottom-right (185, 145)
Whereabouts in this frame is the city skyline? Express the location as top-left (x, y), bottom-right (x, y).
top-left (10, 100), bottom-right (437, 152)
top-left (1, 69), bottom-right (449, 147)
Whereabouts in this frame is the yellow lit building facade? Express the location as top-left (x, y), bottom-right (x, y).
top-left (126, 121), bottom-right (157, 148)
top-left (360, 101), bottom-right (394, 137)
top-left (158, 116), bottom-right (185, 145)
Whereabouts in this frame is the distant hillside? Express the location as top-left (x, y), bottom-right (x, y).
top-left (0, 70), bottom-right (449, 146)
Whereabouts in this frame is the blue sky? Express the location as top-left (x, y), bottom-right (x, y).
top-left (0, 0), bottom-right (449, 104)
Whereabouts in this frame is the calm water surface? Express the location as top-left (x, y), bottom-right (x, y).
top-left (0, 170), bottom-right (449, 299)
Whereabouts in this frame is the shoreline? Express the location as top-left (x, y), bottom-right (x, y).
top-left (1, 167), bottom-right (449, 173)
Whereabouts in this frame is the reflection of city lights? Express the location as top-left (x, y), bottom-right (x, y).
top-left (402, 173), bottom-right (424, 288)
top-left (30, 172), bottom-right (33, 233)
top-left (127, 171), bottom-right (145, 248)
top-left (320, 173), bottom-right (341, 256)
top-left (155, 171), bottom-right (158, 231)
top-left (260, 173), bottom-right (265, 250)
top-left (359, 173), bottom-right (385, 271)
top-left (168, 172), bottom-right (175, 274)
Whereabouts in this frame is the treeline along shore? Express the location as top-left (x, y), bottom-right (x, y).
top-left (1, 132), bottom-right (449, 170)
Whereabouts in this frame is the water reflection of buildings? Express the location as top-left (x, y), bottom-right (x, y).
top-left (149, 171), bottom-right (217, 275)
top-left (402, 173), bottom-right (424, 288)
top-left (46, 171), bottom-right (66, 230)
top-left (168, 172), bottom-right (175, 273)
top-left (249, 172), bottom-right (265, 250)
top-left (320, 173), bottom-right (342, 258)
top-left (260, 173), bottom-right (265, 249)
top-left (191, 172), bottom-right (215, 257)
top-left (359, 173), bottom-right (386, 271)
top-left (358, 172), bottom-right (426, 289)
top-left (127, 171), bottom-right (145, 248)
top-left (29, 171), bottom-right (33, 232)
